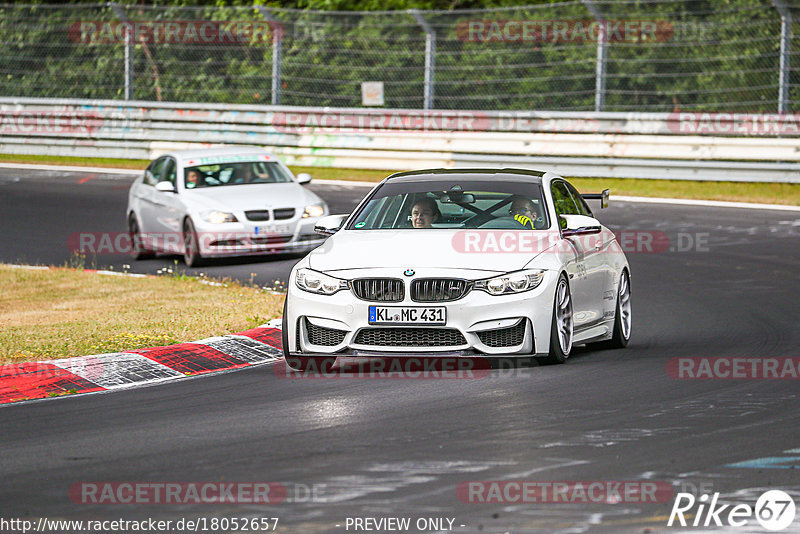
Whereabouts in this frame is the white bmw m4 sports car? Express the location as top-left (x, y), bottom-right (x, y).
top-left (282, 168), bottom-right (631, 369)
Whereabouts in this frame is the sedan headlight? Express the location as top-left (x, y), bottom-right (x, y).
top-left (201, 210), bottom-right (238, 224)
top-left (302, 204), bottom-right (325, 218)
top-left (474, 269), bottom-right (545, 295)
top-left (295, 268), bottom-right (348, 295)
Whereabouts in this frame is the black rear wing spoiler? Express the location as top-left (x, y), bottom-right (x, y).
top-left (581, 189), bottom-right (610, 209)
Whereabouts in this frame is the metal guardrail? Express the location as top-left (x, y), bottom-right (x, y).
top-left (1, 98), bottom-right (799, 182)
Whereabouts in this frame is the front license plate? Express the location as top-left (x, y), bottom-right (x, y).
top-left (368, 306), bottom-right (446, 325)
top-left (254, 224), bottom-right (290, 235)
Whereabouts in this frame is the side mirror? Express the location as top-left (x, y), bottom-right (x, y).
top-left (155, 181), bottom-right (176, 193)
top-left (581, 189), bottom-right (610, 209)
top-left (561, 214), bottom-right (602, 237)
top-left (296, 173), bottom-right (312, 185)
top-left (314, 214), bottom-right (348, 236)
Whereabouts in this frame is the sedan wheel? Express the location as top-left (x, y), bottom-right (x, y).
top-left (539, 275), bottom-right (573, 365)
top-left (128, 216), bottom-right (153, 260)
top-left (183, 219), bottom-right (204, 267)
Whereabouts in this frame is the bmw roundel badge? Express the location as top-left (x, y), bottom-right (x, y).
top-left (404, 269), bottom-right (415, 277)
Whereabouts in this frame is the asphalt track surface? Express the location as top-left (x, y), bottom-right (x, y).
top-left (1, 168), bottom-right (799, 533)
top-left (0, 168), bottom-right (371, 285)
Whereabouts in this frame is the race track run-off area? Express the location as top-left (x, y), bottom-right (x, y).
top-left (0, 168), bottom-right (799, 533)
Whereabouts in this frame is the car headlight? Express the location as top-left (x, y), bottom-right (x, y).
top-left (201, 210), bottom-right (238, 224)
top-left (302, 204), bottom-right (325, 218)
top-left (295, 268), bottom-right (348, 295)
top-left (474, 269), bottom-right (545, 295)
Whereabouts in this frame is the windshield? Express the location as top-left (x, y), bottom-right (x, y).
top-left (348, 179), bottom-right (550, 230)
top-left (183, 161), bottom-right (294, 189)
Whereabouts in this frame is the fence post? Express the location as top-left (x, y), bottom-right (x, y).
top-left (771, 0), bottom-right (792, 113)
top-left (257, 6), bottom-right (283, 106)
top-left (410, 9), bottom-right (435, 110)
top-left (109, 3), bottom-right (133, 100)
top-left (582, 0), bottom-right (607, 112)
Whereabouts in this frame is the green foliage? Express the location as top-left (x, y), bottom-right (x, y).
top-left (0, 0), bottom-right (793, 111)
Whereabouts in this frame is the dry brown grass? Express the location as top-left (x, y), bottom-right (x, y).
top-left (0, 264), bottom-right (284, 364)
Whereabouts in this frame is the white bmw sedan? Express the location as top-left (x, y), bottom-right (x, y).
top-left (126, 147), bottom-right (328, 266)
top-left (282, 168), bottom-right (631, 369)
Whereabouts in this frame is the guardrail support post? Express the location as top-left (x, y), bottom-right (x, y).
top-left (109, 3), bottom-right (133, 100)
top-left (257, 6), bottom-right (283, 106)
top-left (582, 0), bottom-right (607, 112)
top-left (410, 9), bottom-right (435, 110)
top-left (772, 0), bottom-right (792, 113)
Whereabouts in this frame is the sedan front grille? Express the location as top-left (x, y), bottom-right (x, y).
top-left (411, 278), bottom-right (471, 302)
top-left (350, 278), bottom-right (404, 302)
top-left (245, 210), bottom-right (270, 221)
top-left (273, 208), bottom-right (295, 220)
top-left (305, 318), bottom-right (347, 346)
top-left (354, 327), bottom-right (467, 347)
top-left (477, 320), bottom-right (526, 348)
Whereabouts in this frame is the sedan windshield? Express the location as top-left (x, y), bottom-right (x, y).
top-left (349, 179), bottom-right (550, 230)
top-left (184, 161), bottom-right (294, 189)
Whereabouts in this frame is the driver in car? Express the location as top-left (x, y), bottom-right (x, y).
top-left (185, 170), bottom-right (202, 189)
top-left (411, 197), bottom-right (441, 228)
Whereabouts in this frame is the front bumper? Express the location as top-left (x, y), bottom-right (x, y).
top-left (284, 269), bottom-right (559, 358)
top-left (193, 218), bottom-right (326, 257)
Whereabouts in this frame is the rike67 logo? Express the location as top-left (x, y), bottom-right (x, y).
top-left (668, 490), bottom-right (796, 531)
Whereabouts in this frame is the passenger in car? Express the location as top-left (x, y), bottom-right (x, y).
top-left (508, 195), bottom-right (539, 229)
top-left (410, 197), bottom-right (441, 228)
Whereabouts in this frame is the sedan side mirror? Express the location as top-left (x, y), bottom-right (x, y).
top-left (561, 214), bottom-right (602, 237)
top-left (155, 181), bottom-right (176, 193)
top-left (296, 173), bottom-right (312, 185)
top-left (314, 214), bottom-right (348, 236)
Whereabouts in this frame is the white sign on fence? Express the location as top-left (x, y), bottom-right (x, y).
top-left (361, 81), bottom-right (384, 106)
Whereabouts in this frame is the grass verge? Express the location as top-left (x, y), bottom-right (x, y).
top-left (0, 263), bottom-right (284, 364)
top-left (0, 153), bottom-right (150, 170)
top-left (2, 153), bottom-right (798, 205)
top-left (291, 166), bottom-right (800, 205)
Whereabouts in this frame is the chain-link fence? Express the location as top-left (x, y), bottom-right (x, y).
top-left (0, 1), bottom-right (797, 112)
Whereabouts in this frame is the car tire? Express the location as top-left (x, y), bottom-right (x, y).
top-left (590, 269), bottom-right (632, 350)
top-left (281, 298), bottom-right (289, 359)
top-left (128, 215), bottom-right (153, 260)
top-left (182, 218), bottom-right (204, 267)
top-left (538, 274), bottom-right (573, 365)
